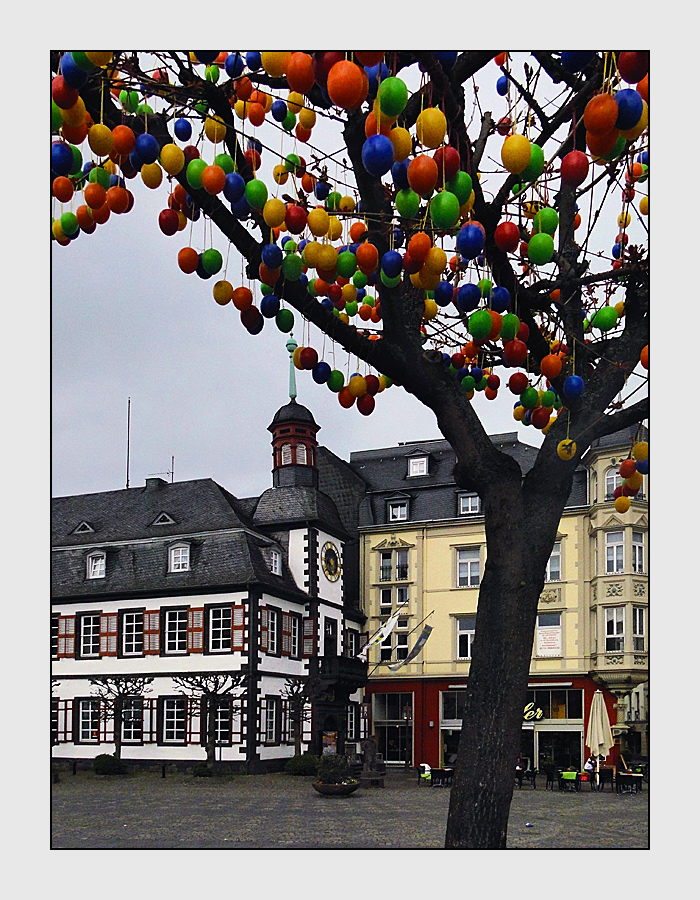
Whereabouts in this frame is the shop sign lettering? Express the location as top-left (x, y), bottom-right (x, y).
top-left (523, 702), bottom-right (544, 720)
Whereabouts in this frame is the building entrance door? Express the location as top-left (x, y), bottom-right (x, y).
top-left (375, 725), bottom-right (411, 764)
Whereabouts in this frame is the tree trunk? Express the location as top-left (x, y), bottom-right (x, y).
top-left (113, 698), bottom-right (123, 760)
top-left (445, 480), bottom-right (566, 848)
top-left (206, 694), bottom-right (217, 768)
top-left (293, 709), bottom-right (302, 757)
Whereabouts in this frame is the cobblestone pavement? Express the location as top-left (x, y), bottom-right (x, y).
top-left (51, 768), bottom-right (649, 850)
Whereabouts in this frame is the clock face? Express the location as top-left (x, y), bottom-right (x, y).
top-left (321, 541), bottom-right (341, 582)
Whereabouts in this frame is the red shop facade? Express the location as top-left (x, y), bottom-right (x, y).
top-left (363, 676), bottom-right (620, 771)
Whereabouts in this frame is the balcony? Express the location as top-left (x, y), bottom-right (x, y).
top-left (309, 655), bottom-right (368, 693)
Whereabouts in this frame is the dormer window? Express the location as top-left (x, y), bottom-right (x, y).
top-left (152, 512), bottom-right (176, 526)
top-left (86, 551), bottom-right (106, 579)
top-left (408, 456), bottom-right (428, 477)
top-left (169, 543), bottom-right (190, 573)
top-left (270, 548), bottom-right (282, 576)
top-left (74, 521), bottom-right (95, 534)
top-left (388, 500), bottom-right (408, 522)
top-left (458, 493), bottom-right (480, 515)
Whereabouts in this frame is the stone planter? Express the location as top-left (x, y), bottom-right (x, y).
top-left (312, 780), bottom-right (360, 796)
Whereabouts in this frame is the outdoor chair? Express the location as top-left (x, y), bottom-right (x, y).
top-left (542, 765), bottom-right (556, 791)
top-left (416, 763), bottom-right (431, 785)
top-left (558, 770), bottom-right (581, 792)
top-left (597, 767), bottom-right (615, 791)
top-left (516, 768), bottom-right (537, 789)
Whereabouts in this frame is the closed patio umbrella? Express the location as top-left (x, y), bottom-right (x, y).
top-left (586, 690), bottom-right (614, 789)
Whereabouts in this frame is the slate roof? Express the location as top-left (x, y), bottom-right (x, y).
top-left (51, 478), bottom-right (309, 601)
top-left (252, 485), bottom-right (348, 538)
top-left (269, 399), bottom-right (318, 428)
top-left (51, 529), bottom-right (306, 601)
top-left (52, 478), bottom-right (253, 546)
top-left (348, 432), bottom-right (597, 526)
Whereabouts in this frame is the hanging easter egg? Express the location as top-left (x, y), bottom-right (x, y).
top-left (503, 339), bottom-right (528, 367)
top-left (282, 254), bottom-right (303, 281)
top-left (640, 345), bottom-right (648, 369)
top-left (186, 158), bottom-right (207, 190)
top-left (631, 441), bottom-right (648, 462)
top-left (563, 374), bottom-right (584, 401)
top-left (501, 134), bottom-right (532, 174)
top-left (560, 150), bottom-right (589, 187)
top-left (494, 221), bottom-right (520, 252)
top-left (326, 370), bottom-right (344, 393)
top-left (275, 308), bottom-right (294, 333)
top-left (614, 496), bottom-right (631, 513)
top-left (389, 126), bottom-right (412, 163)
top-left (618, 51), bottom-right (649, 84)
top-left (490, 286), bottom-right (511, 313)
top-left (407, 155), bottom-right (439, 197)
top-left (527, 233), bottom-right (554, 266)
top-left (614, 89), bottom-right (643, 131)
top-left (557, 439), bottom-right (577, 460)
top-left (446, 171), bottom-right (473, 206)
top-left (584, 93), bottom-right (619, 135)
top-left (362, 134), bottom-right (395, 177)
top-left (261, 243), bottom-right (283, 270)
top-left (378, 76), bottom-right (408, 117)
top-left (520, 143), bottom-right (545, 183)
top-left (262, 198), bottom-right (286, 229)
top-left (311, 361), bottom-right (332, 385)
top-left (212, 280), bottom-right (234, 305)
top-left (141, 162), bottom-right (163, 189)
top-left (133, 132), bottom-right (159, 165)
top-left (159, 209), bottom-right (180, 236)
top-left (540, 354), bottom-right (563, 380)
top-left (285, 205), bottom-right (308, 234)
top-left (245, 179), bottom-right (268, 209)
top-left (430, 191), bottom-right (460, 231)
top-left (498, 313), bottom-right (519, 343)
top-left (223, 172), bottom-right (246, 204)
top-left (60, 211), bottom-right (79, 237)
top-left (416, 108), bottom-right (447, 148)
top-left (433, 281), bottom-right (453, 307)
top-left (260, 294), bottom-right (280, 318)
top-left (327, 60), bottom-right (366, 109)
top-left (468, 308), bottom-right (493, 342)
top-left (560, 51), bottom-right (596, 72)
top-left (455, 284), bottom-right (480, 312)
top-left (456, 223), bottom-right (485, 260)
top-left (177, 247), bottom-right (199, 274)
top-left (592, 306), bottom-right (618, 331)
top-left (357, 394), bottom-right (376, 416)
top-left (533, 207), bottom-right (559, 235)
top-left (395, 188), bottom-right (420, 218)
top-left (261, 52), bottom-right (291, 77)
top-left (200, 248), bottom-right (223, 275)
top-left (381, 250), bottom-right (404, 279)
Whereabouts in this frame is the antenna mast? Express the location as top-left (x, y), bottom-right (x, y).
top-left (126, 397), bottom-right (131, 489)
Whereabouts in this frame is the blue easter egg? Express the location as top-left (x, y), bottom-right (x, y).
top-left (52, 141), bottom-right (74, 176)
top-left (225, 53), bottom-right (244, 78)
top-left (456, 283), bottom-right (481, 312)
top-left (362, 134), bottom-right (395, 177)
top-left (381, 250), bottom-right (403, 278)
top-left (262, 243), bottom-right (283, 269)
top-left (224, 172), bottom-right (246, 204)
top-left (135, 132), bottom-right (160, 165)
top-left (490, 286), bottom-right (511, 313)
top-left (456, 223), bottom-right (485, 260)
top-left (434, 280), bottom-right (454, 307)
top-left (260, 294), bottom-right (280, 318)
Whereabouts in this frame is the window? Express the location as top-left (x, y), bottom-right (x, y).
top-left (51, 698), bottom-right (59, 745)
top-left (605, 607), bottom-right (624, 651)
top-left (265, 697), bottom-right (279, 744)
top-left (545, 542), bottom-right (562, 582)
top-left (161, 697), bottom-right (187, 743)
top-left (457, 548), bottom-right (480, 587)
top-left (632, 531), bottom-right (645, 573)
top-left (290, 615), bottom-right (300, 658)
top-left (591, 471), bottom-right (598, 503)
top-left (458, 494), bottom-right (480, 515)
top-left (281, 443), bottom-right (292, 465)
top-left (456, 616), bottom-right (476, 659)
top-left (396, 585), bottom-right (408, 607)
top-left (380, 588), bottom-right (393, 611)
top-left (408, 456), bottom-right (427, 477)
top-left (79, 613), bottom-right (101, 658)
top-left (169, 544), bottom-right (190, 572)
top-left (52, 614), bottom-right (59, 659)
top-left (77, 699), bottom-right (100, 743)
top-left (268, 609), bottom-right (279, 655)
top-left (323, 617), bottom-right (338, 656)
top-left (442, 690), bottom-right (466, 722)
top-left (605, 467), bottom-right (623, 500)
top-left (379, 551), bottom-right (392, 582)
top-left (205, 697), bottom-right (232, 745)
top-left (380, 631), bottom-right (393, 662)
top-left (605, 531), bottom-right (624, 573)
top-left (209, 606), bottom-right (232, 653)
top-left (396, 618), bottom-right (409, 660)
top-left (86, 551), bottom-right (106, 579)
top-left (388, 500), bottom-right (408, 522)
top-left (121, 611), bottom-right (144, 656)
top-left (525, 689), bottom-right (583, 720)
top-left (270, 548), bottom-right (282, 576)
top-left (345, 629), bottom-right (358, 658)
top-left (536, 612), bottom-right (562, 657)
top-left (122, 698), bottom-right (143, 743)
top-left (164, 609), bottom-right (188, 654)
top-left (295, 443), bottom-right (307, 465)
top-left (347, 703), bottom-right (359, 740)
top-left (396, 549), bottom-right (409, 580)
top-left (633, 606), bottom-right (645, 651)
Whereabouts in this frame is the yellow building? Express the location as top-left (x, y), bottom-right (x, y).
top-left (350, 427), bottom-right (648, 772)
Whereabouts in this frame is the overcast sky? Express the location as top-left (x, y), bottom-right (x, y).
top-left (51, 50), bottom-right (647, 502)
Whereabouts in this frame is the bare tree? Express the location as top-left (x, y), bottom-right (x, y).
top-left (89, 676), bottom-right (153, 760)
top-left (173, 673), bottom-right (246, 769)
top-left (280, 675), bottom-right (325, 756)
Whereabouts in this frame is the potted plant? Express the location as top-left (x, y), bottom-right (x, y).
top-left (312, 753), bottom-right (360, 796)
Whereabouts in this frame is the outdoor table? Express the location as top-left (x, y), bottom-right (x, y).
top-left (616, 772), bottom-right (643, 794)
top-left (430, 768), bottom-right (454, 787)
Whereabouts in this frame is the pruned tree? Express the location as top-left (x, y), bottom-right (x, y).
top-left (52, 50), bottom-right (649, 848)
top-left (89, 675), bottom-right (153, 760)
top-left (280, 675), bottom-right (325, 756)
top-left (173, 673), bottom-right (246, 769)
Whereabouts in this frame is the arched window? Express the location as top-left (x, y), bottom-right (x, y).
top-left (281, 443), bottom-right (292, 465)
top-left (590, 471), bottom-right (598, 504)
top-left (296, 443), bottom-right (307, 465)
top-left (605, 467), bottom-right (622, 500)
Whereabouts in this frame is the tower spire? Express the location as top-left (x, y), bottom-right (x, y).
top-left (286, 335), bottom-right (298, 401)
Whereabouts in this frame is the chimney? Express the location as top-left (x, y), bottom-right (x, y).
top-left (145, 477), bottom-right (167, 491)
